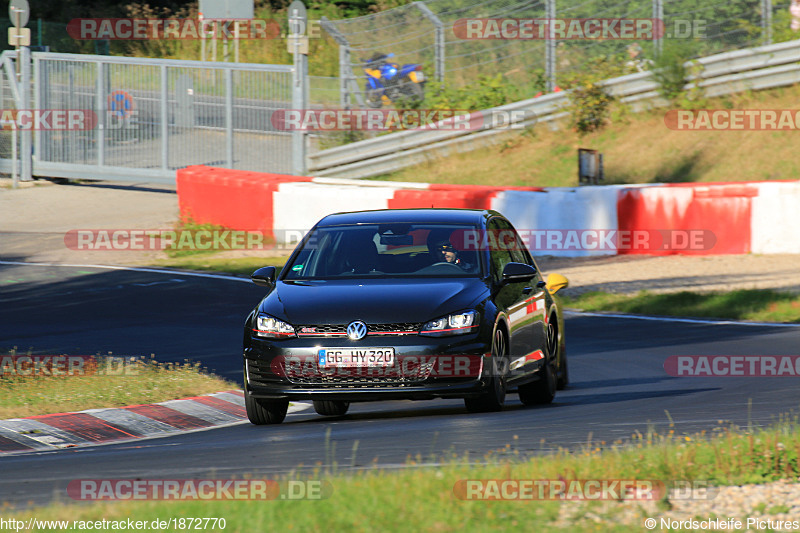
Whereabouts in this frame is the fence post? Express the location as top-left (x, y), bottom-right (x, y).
top-left (413, 2), bottom-right (444, 83)
top-left (320, 17), bottom-right (363, 109)
top-left (762, 0), bottom-right (773, 45)
top-left (289, 1), bottom-right (309, 176)
top-left (653, 0), bottom-right (663, 57)
top-left (95, 61), bottom-right (105, 167)
top-left (225, 68), bottom-right (233, 168)
top-left (19, 46), bottom-right (32, 181)
top-left (160, 65), bottom-right (169, 171)
top-left (545, 0), bottom-right (556, 92)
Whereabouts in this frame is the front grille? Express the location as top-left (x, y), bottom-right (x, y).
top-left (296, 325), bottom-right (346, 336)
top-left (281, 359), bottom-right (435, 387)
top-left (368, 322), bottom-right (424, 335)
top-left (295, 322), bottom-right (423, 337)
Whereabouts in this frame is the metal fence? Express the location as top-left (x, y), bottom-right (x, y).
top-left (308, 38), bottom-right (800, 179)
top-left (2, 51), bottom-right (300, 184)
top-left (321, 0), bottom-right (798, 108)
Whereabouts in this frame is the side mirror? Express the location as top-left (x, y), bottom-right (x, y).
top-left (546, 273), bottom-right (569, 295)
top-left (501, 262), bottom-right (537, 283)
top-left (251, 266), bottom-right (277, 288)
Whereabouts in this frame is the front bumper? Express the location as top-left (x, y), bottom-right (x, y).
top-left (244, 333), bottom-right (493, 401)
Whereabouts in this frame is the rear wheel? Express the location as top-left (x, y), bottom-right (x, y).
top-left (245, 394), bottom-right (289, 425)
top-left (518, 318), bottom-right (558, 405)
top-left (313, 400), bottom-right (350, 416)
top-left (548, 317), bottom-right (568, 390)
top-left (465, 328), bottom-right (507, 413)
top-left (518, 358), bottom-right (556, 405)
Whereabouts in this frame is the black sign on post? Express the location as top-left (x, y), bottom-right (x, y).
top-left (578, 148), bottom-right (604, 186)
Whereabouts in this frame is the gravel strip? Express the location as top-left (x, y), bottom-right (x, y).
top-left (556, 478), bottom-right (800, 531)
top-left (538, 255), bottom-right (800, 296)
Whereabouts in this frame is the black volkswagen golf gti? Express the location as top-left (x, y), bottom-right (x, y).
top-left (243, 209), bottom-right (569, 424)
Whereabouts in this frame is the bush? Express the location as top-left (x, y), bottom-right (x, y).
top-left (560, 56), bottom-right (622, 135)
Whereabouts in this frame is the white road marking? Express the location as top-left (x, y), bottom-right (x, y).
top-left (3, 260), bottom-right (796, 328)
top-left (0, 260), bottom-right (251, 283)
top-left (565, 310), bottom-right (800, 328)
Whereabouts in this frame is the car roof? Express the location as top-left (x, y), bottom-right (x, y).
top-left (316, 208), bottom-right (495, 227)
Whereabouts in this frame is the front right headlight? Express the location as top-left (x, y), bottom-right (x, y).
top-left (420, 310), bottom-right (478, 337)
top-left (253, 313), bottom-right (295, 339)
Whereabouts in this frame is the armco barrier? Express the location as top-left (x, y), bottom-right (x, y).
top-left (176, 165), bottom-right (799, 257)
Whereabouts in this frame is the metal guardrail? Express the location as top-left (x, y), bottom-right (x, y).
top-left (308, 39), bottom-right (800, 179)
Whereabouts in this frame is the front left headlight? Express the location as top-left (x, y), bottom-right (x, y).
top-left (253, 313), bottom-right (296, 338)
top-left (420, 310), bottom-right (478, 337)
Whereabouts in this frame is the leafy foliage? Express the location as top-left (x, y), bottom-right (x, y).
top-left (560, 56), bottom-right (623, 135)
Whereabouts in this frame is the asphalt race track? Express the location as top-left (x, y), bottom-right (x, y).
top-left (1, 262), bottom-right (799, 508)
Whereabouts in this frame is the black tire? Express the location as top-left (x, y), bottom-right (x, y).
top-left (465, 328), bottom-right (507, 413)
top-left (518, 358), bottom-right (556, 405)
top-left (245, 393), bottom-right (289, 425)
top-left (313, 400), bottom-right (350, 416)
top-left (549, 317), bottom-right (568, 390)
top-left (397, 79), bottom-right (424, 106)
top-left (557, 349), bottom-right (569, 390)
top-left (365, 88), bottom-right (384, 109)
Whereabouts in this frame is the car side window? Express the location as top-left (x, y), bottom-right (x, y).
top-left (487, 218), bottom-right (514, 282)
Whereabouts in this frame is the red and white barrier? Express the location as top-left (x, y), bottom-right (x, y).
top-left (176, 165), bottom-right (800, 256)
top-left (751, 181), bottom-right (800, 254)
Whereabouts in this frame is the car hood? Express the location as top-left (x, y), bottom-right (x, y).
top-left (260, 278), bottom-right (489, 325)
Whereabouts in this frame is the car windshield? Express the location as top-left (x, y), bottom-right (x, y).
top-left (283, 223), bottom-right (485, 280)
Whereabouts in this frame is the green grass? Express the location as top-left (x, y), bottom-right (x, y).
top-left (563, 290), bottom-right (800, 324)
top-left (7, 414), bottom-right (800, 531)
top-left (375, 83), bottom-right (800, 187)
top-left (0, 354), bottom-right (237, 419)
top-left (152, 255), bottom-right (291, 277)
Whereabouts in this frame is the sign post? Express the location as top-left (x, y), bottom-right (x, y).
top-left (8, 0), bottom-right (30, 187)
top-left (288, 0), bottom-right (308, 176)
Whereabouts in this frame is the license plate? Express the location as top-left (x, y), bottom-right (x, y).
top-left (415, 72), bottom-right (425, 82)
top-left (318, 348), bottom-right (395, 367)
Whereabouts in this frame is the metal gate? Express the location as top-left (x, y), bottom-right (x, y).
top-left (2, 50), bottom-right (299, 184)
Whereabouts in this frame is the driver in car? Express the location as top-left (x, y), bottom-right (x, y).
top-left (434, 241), bottom-right (473, 271)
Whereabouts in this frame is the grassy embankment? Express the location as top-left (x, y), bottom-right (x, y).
top-left (6, 415), bottom-right (800, 531)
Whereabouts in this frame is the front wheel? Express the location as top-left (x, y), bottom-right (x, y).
top-left (365, 87), bottom-right (384, 109)
top-left (313, 400), bottom-right (350, 416)
top-left (465, 328), bottom-right (507, 413)
top-left (245, 394), bottom-right (289, 425)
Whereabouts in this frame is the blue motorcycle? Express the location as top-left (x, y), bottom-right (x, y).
top-left (362, 53), bottom-right (425, 108)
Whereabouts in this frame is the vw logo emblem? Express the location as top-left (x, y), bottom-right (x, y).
top-left (347, 321), bottom-right (367, 341)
